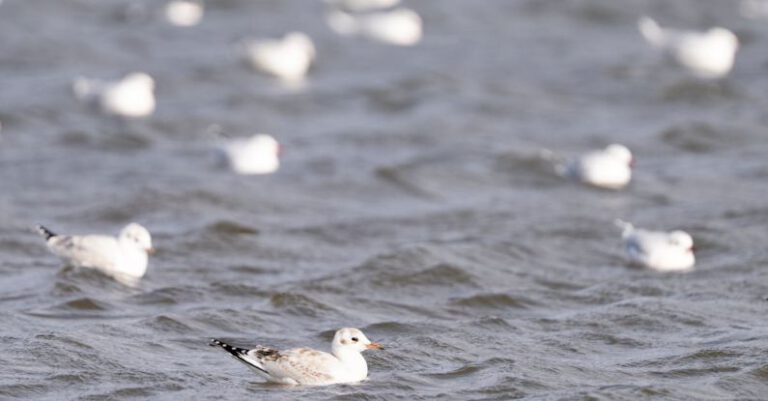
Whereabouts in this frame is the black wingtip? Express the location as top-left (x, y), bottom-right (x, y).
top-left (209, 338), bottom-right (249, 356)
top-left (36, 225), bottom-right (56, 241)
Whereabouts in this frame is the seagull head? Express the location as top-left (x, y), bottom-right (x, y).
top-left (605, 144), bottom-right (633, 167)
top-left (120, 223), bottom-right (155, 254)
top-left (669, 230), bottom-right (694, 253)
top-left (332, 328), bottom-right (382, 354)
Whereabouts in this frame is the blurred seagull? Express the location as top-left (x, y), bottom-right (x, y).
top-left (36, 223), bottom-right (155, 284)
top-left (638, 17), bottom-right (739, 79)
top-left (165, 0), bottom-right (203, 27)
top-left (210, 328), bottom-right (383, 385)
top-left (326, 0), bottom-right (400, 12)
top-left (73, 72), bottom-right (156, 118)
top-left (242, 32), bottom-right (316, 83)
top-left (615, 220), bottom-right (695, 271)
top-left (327, 7), bottom-right (423, 46)
top-left (217, 133), bottom-right (281, 175)
top-left (543, 144), bottom-right (633, 190)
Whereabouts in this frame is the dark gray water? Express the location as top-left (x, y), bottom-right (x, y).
top-left (2, 0), bottom-right (768, 399)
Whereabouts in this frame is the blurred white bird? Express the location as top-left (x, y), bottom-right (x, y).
top-left (210, 328), bottom-right (383, 385)
top-left (217, 134), bottom-right (281, 175)
top-left (543, 144), bottom-right (633, 190)
top-left (638, 17), bottom-right (739, 79)
top-left (73, 72), bottom-right (156, 118)
top-left (615, 220), bottom-right (695, 272)
top-left (327, 7), bottom-right (423, 46)
top-left (36, 223), bottom-right (155, 284)
top-left (326, 0), bottom-right (400, 12)
top-left (242, 32), bottom-right (316, 83)
top-left (165, 0), bottom-right (203, 27)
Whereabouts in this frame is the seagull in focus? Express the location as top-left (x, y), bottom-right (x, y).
top-left (36, 223), bottom-right (155, 284)
top-left (543, 144), bottom-right (633, 190)
top-left (327, 7), bottom-right (423, 46)
top-left (242, 32), bottom-right (316, 83)
top-left (165, 0), bottom-right (203, 27)
top-left (210, 328), bottom-right (383, 385)
top-left (615, 220), bottom-right (695, 271)
top-left (638, 17), bottom-right (739, 79)
top-left (326, 0), bottom-right (400, 12)
top-left (217, 133), bottom-right (281, 175)
top-left (73, 72), bottom-right (157, 118)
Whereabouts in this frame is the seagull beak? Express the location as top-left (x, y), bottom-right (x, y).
top-left (146, 247), bottom-right (157, 255)
top-left (366, 342), bottom-right (383, 350)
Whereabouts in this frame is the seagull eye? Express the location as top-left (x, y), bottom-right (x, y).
top-left (351, 337), bottom-right (358, 342)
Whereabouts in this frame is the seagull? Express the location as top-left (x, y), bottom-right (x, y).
top-left (216, 133), bottom-right (281, 175)
top-left (73, 72), bottom-right (157, 118)
top-left (615, 220), bottom-right (695, 272)
top-left (36, 223), bottom-right (155, 284)
top-left (242, 32), bottom-right (316, 83)
top-left (638, 17), bottom-right (739, 79)
top-left (327, 7), bottom-right (423, 46)
top-left (543, 144), bottom-right (633, 189)
top-left (210, 328), bottom-right (383, 385)
top-left (165, 0), bottom-right (204, 27)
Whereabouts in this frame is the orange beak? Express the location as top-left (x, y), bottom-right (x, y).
top-left (146, 247), bottom-right (157, 255)
top-left (366, 342), bottom-right (383, 350)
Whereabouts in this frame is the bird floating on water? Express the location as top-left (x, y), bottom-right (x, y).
top-left (36, 223), bottom-right (155, 284)
top-left (543, 144), bottom-right (633, 190)
top-left (327, 7), bottom-right (423, 46)
top-left (165, 0), bottom-right (203, 27)
top-left (210, 328), bottom-right (383, 385)
top-left (242, 32), bottom-right (316, 83)
top-left (615, 220), bottom-right (695, 272)
top-left (216, 133), bottom-right (281, 175)
top-left (638, 17), bottom-right (739, 79)
top-left (73, 72), bottom-right (157, 118)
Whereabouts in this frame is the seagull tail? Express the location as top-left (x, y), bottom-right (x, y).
top-left (614, 219), bottom-right (634, 236)
top-left (209, 339), bottom-right (269, 375)
top-left (638, 16), bottom-right (665, 47)
top-left (326, 10), bottom-right (359, 35)
top-left (36, 225), bottom-right (57, 241)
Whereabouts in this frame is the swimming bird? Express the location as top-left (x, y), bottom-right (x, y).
top-left (327, 7), bottom-right (423, 46)
top-left (73, 72), bottom-right (157, 118)
top-left (36, 223), bottom-right (155, 283)
top-left (165, 0), bottom-right (203, 27)
top-left (210, 328), bottom-right (383, 385)
top-left (615, 220), bottom-right (695, 271)
top-left (544, 144), bottom-right (633, 189)
top-left (217, 133), bottom-right (280, 175)
top-left (242, 32), bottom-right (316, 83)
top-left (638, 17), bottom-right (739, 79)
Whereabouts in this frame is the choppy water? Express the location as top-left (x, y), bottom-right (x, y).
top-left (2, 0), bottom-right (768, 399)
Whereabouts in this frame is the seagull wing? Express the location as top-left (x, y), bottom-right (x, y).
top-left (47, 235), bottom-right (120, 271)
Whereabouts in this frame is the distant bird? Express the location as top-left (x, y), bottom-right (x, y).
top-left (73, 72), bottom-right (157, 118)
top-left (615, 220), bottom-right (695, 271)
top-left (210, 328), bottom-right (383, 385)
top-left (543, 144), bottom-right (633, 190)
top-left (36, 223), bottom-right (155, 284)
top-left (326, 0), bottom-right (400, 12)
top-left (217, 134), bottom-right (281, 175)
top-left (638, 17), bottom-right (739, 79)
top-left (242, 32), bottom-right (316, 83)
top-left (327, 7), bottom-right (423, 46)
top-left (165, 0), bottom-right (203, 27)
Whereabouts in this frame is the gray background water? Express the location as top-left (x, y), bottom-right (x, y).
top-left (2, 0), bottom-right (768, 399)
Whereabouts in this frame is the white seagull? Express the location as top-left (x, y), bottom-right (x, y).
top-left (217, 133), bottom-right (281, 175)
top-left (73, 72), bottom-right (157, 118)
top-left (36, 223), bottom-right (155, 284)
top-left (327, 7), bottom-right (423, 46)
top-left (638, 17), bottom-right (739, 79)
top-left (545, 144), bottom-right (633, 190)
top-left (165, 0), bottom-right (204, 27)
top-left (615, 220), bottom-right (695, 272)
top-left (242, 32), bottom-right (316, 83)
top-left (210, 328), bottom-right (383, 385)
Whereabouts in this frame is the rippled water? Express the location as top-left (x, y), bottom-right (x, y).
top-left (2, 0), bottom-right (768, 399)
